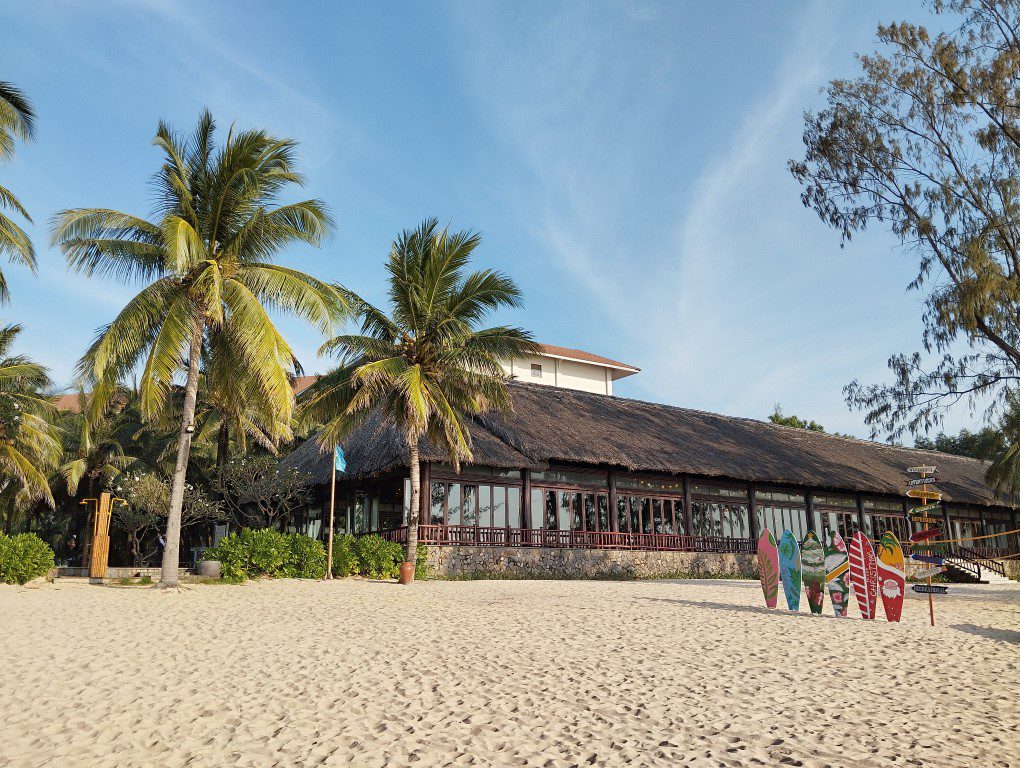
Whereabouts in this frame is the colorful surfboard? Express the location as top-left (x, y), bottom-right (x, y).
top-left (778, 530), bottom-right (802, 611)
top-left (876, 531), bottom-right (906, 623)
top-left (848, 532), bottom-right (878, 620)
top-left (757, 529), bottom-right (779, 609)
top-left (824, 531), bottom-right (850, 617)
top-left (800, 531), bottom-right (825, 615)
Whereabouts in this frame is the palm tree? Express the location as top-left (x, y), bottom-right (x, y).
top-left (301, 219), bottom-right (538, 582)
top-left (51, 110), bottom-right (349, 587)
top-left (0, 81), bottom-right (38, 302)
top-left (0, 324), bottom-right (61, 531)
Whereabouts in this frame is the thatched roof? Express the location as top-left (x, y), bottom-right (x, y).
top-left (285, 382), bottom-right (1013, 510)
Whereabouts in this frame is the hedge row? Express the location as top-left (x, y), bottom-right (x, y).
top-left (0, 532), bottom-right (55, 585)
top-left (201, 530), bottom-right (428, 582)
top-left (330, 534), bottom-right (428, 580)
top-left (202, 529), bottom-right (327, 581)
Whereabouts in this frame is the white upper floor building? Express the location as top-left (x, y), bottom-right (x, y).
top-left (501, 343), bottom-right (639, 396)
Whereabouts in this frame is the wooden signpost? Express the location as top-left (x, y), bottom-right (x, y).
top-left (906, 465), bottom-right (941, 626)
top-left (913, 566), bottom-right (946, 580)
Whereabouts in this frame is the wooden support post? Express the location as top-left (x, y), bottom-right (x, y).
top-left (941, 500), bottom-right (953, 554)
top-left (856, 494), bottom-right (866, 537)
top-left (748, 483), bottom-right (759, 541)
top-left (806, 491), bottom-right (816, 535)
top-left (420, 462), bottom-right (431, 525)
top-left (521, 468), bottom-right (531, 530)
top-left (608, 470), bottom-right (618, 533)
top-left (682, 476), bottom-right (694, 537)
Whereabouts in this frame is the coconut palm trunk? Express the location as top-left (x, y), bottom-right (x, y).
top-left (404, 438), bottom-right (421, 577)
top-left (160, 321), bottom-right (203, 587)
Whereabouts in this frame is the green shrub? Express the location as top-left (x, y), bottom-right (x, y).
top-left (286, 533), bottom-right (326, 579)
top-left (352, 534), bottom-right (404, 579)
top-left (202, 529), bottom-right (325, 581)
top-left (414, 543), bottom-right (429, 580)
top-left (330, 534), bottom-right (358, 578)
top-left (0, 532), bottom-right (56, 585)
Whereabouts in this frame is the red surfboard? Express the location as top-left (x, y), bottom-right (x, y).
top-left (848, 532), bottom-right (878, 620)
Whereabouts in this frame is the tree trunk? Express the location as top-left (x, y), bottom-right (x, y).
top-left (216, 421), bottom-right (229, 468)
top-left (160, 321), bottom-right (203, 588)
top-left (404, 438), bottom-right (420, 578)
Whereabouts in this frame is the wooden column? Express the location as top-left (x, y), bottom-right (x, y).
top-left (747, 483), bottom-right (759, 541)
top-left (977, 506), bottom-right (987, 538)
top-left (419, 462), bottom-right (431, 524)
top-left (806, 491), bottom-right (816, 534)
top-left (682, 476), bottom-right (694, 536)
top-left (855, 493), bottom-right (865, 536)
top-left (608, 470), bottom-right (618, 532)
top-left (521, 468), bottom-right (531, 529)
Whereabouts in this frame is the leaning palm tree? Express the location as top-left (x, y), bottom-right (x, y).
top-left (0, 324), bottom-right (61, 531)
top-left (51, 110), bottom-right (349, 587)
top-left (301, 219), bottom-right (538, 582)
top-left (0, 81), bottom-right (39, 302)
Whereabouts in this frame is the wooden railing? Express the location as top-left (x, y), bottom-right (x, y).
top-left (379, 524), bottom-right (755, 554)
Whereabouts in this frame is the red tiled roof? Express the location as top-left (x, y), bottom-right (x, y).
top-left (54, 393), bottom-right (82, 412)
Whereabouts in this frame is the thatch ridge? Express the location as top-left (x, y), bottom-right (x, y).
top-left (286, 381), bottom-right (1014, 510)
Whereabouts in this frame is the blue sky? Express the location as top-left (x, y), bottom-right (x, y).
top-left (2, 0), bottom-right (967, 440)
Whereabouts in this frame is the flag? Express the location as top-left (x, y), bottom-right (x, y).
top-left (334, 445), bottom-right (346, 473)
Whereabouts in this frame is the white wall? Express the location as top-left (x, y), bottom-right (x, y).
top-left (503, 354), bottom-right (612, 395)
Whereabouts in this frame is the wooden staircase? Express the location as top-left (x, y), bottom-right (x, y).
top-left (944, 546), bottom-right (1009, 584)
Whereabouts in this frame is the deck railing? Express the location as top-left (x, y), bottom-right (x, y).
top-left (378, 524), bottom-right (755, 554)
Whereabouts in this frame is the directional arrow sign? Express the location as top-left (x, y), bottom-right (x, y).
top-left (907, 476), bottom-right (939, 487)
top-left (910, 515), bottom-right (943, 525)
top-left (910, 528), bottom-right (943, 542)
top-left (910, 503), bottom-right (941, 515)
top-left (908, 466), bottom-right (938, 474)
top-left (912, 584), bottom-right (948, 595)
top-left (911, 553), bottom-right (944, 565)
top-left (914, 566), bottom-right (946, 579)
top-left (908, 488), bottom-right (942, 500)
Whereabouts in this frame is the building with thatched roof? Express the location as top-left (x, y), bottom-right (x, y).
top-left (284, 346), bottom-right (1018, 573)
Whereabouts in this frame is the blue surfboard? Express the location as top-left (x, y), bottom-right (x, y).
top-left (778, 530), bottom-right (802, 611)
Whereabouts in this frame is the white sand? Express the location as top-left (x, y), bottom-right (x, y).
top-left (1, 577), bottom-right (1017, 768)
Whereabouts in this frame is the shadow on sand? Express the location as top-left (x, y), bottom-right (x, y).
top-left (949, 623), bottom-right (1020, 645)
top-left (636, 596), bottom-right (847, 620)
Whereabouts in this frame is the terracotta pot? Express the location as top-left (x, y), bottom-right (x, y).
top-left (398, 561), bottom-right (415, 584)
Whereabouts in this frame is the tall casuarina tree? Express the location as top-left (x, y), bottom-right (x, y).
top-left (0, 81), bottom-right (38, 301)
top-left (301, 219), bottom-right (538, 582)
top-left (52, 111), bottom-right (349, 587)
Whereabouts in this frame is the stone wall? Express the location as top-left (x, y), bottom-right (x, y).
top-left (1003, 560), bottom-right (1020, 581)
top-left (424, 545), bottom-right (759, 580)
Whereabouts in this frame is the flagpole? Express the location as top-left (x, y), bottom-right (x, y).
top-left (326, 445), bottom-right (336, 580)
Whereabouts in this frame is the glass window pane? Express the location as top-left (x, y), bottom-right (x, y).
top-left (403, 478), bottom-right (411, 525)
top-left (652, 500), bottom-right (663, 534)
top-left (630, 497), bottom-right (641, 534)
top-left (559, 491), bottom-right (573, 531)
top-left (507, 487), bottom-right (520, 528)
top-left (546, 491), bottom-right (557, 530)
top-left (531, 489), bottom-right (544, 529)
top-left (598, 495), bottom-right (609, 532)
top-left (462, 485), bottom-right (477, 526)
top-left (617, 496), bottom-right (629, 532)
top-left (430, 483), bottom-right (445, 525)
top-left (478, 485), bottom-right (492, 527)
top-left (448, 483), bottom-right (462, 526)
top-left (493, 486), bottom-right (507, 527)
top-left (584, 494), bottom-right (597, 531)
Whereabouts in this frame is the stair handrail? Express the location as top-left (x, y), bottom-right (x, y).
top-left (952, 545), bottom-right (1007, 577)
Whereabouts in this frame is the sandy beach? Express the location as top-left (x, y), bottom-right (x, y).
top-left (1, 577), bottom-right (1017, 768)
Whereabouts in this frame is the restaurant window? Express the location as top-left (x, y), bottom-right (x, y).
top-left (692, 484), bottom-right (749, 539)
top-left (430, 483), bottom-right (445, 525)
top-left (531, 363), bottom-right (542, 377)
top-left (478, 485), bottom-right (492, 527)
top-left (507, 487), bottom-right (521, 528)
top-left (616, 475), bottom-right (684, 494)
top-left (531, 468), bottom-right (608, 487)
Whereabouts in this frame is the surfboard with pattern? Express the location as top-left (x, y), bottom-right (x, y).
top-left (757, 529), bottom-right (779, 609)
top-left (800, 531), bottom-right (825, 615)
top-left (824, 531), bottom-right (850, 617)
top-left (876, 531), bottom-right (905, 623)
top-left (778, 530), bottom-right (802, 611)
top-left (848, 532), bottom-right (878, 620)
